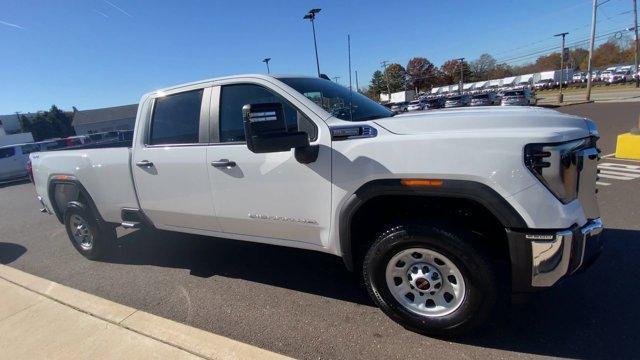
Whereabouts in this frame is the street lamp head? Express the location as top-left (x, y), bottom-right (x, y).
top-left (309, 8), bottom-right (321, 14)
top-left (262, 58), bottom-right (271, 63)
top-left (303, 14), bottom-right (312, 19)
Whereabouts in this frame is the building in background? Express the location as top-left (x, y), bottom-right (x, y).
top-left (0, 113), bottom-right (37, 134)
top-left (72, 104), bottom-right (138, 135)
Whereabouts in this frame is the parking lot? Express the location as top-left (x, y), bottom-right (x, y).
top-left (1, 102), bottom-right (639, 359)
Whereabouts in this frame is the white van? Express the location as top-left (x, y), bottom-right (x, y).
top-left (0, 143), bottom-right (40, 181)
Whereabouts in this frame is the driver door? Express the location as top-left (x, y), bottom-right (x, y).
top-left (205, 80), bottom-right (332, 247)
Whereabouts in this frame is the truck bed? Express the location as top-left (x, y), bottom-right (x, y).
top-left (31, 147), bottom-right (138, 223)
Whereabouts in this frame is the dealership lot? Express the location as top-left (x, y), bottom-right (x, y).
top-left (1, 102), bottom-right (639, 359)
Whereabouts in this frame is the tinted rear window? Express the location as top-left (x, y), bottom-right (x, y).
top-left (149, 89), bottom-right (203, 145)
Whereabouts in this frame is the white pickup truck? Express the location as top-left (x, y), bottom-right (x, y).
top-left (30, 74), bottom-right (604, 336)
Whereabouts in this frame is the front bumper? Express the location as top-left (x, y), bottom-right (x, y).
top-left (508, 218), bottom-right (604, 292)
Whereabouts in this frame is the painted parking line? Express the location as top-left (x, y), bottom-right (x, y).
top-left (596, 162), bottom-right (640, 186)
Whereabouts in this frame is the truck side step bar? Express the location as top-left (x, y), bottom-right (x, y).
top-left (121, 221), bottom-right (142, 229)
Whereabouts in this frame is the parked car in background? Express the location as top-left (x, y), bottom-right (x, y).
top-left (390, 102), bottom-right (409, 114)
top-left (501, 88), bottom-right (537, 106)
top-left (599, 70), bottom-right (612, 82)
top-left (470, 92), bottom-right (499, 106)
top-left (0, 143), bottom-right (40, 181)
top-left (534, 79), bottom-right (555, 90)
top-left (424, 97), bottom-right (446, 109)
top-left (607, 70), bottom-right (633, 84)
top-left (407, 99), bottom-right (426, 111)
top-left (573, 72), bottom-right (587, 83)
top-left (444, 94), bottom-right (471, 108)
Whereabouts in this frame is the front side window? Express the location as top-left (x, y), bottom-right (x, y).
top-left (219, 84), bottom-right (316, 143)
top-left (0, 147), bottom-right (16, 158)
top-left (149, 89), bottom-right (203, 145)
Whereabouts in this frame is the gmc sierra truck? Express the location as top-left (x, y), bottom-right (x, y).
top-left (30, 74), bottom-right (604, 336)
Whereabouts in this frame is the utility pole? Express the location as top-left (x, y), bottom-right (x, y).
top-left (381, 60), bottom-right (392, 103)
top-left (303, 9), bottom-right (322, 77)
top-left (457, 58), bottom-right (465, 93)
top-left (555, 32), bottom-right (569, 103)
top-left (634, 0), bottom-right (639, 87)
top-left (586, 0), bottom-right (598, 101)
top-left (348, 35), bottom-right (352, 93)
top-left (355, 70), bottom-right (360, 92)
top-left (262, 58), bottom-right (271, 74)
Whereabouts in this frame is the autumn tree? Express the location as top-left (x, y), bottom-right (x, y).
top-left (440, 59), bottom-right (472, 85)
top-left (406, 57), bottom-right (437, 92)
top-left (469, 53), bottom-right (497, 81)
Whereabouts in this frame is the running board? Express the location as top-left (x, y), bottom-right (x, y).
top-left (121, 221), bottom-right (141, 229)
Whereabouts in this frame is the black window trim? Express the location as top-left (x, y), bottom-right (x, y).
top-left (144, 86), bottom-right (211, 148)
top-left (209, 82), bottom-right (319, 145)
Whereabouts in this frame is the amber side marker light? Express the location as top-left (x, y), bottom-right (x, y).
top-left (400, 179), bottom-right (443, 187)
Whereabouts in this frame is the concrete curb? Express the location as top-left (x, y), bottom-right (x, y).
top-left (0, 265), bottom-right (293, 360)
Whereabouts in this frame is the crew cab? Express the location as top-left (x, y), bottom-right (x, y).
top-left (30, 74), bottom-right (604, 336)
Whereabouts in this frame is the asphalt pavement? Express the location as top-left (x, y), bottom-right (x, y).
top-left (1, 102), bottom-right (639, 359)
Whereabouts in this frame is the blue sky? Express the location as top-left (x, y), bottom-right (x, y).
top-left (0, 0), bottom-right (636, 114)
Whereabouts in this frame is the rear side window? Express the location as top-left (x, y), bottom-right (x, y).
top-left (0, 147), bottom-right (16, 158)
top-left (149, 89), bottom-right (203, 145)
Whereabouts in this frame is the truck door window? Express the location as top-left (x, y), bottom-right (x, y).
top-left (218, 84), bottom-right (317, 143)
top-left (149, 89), bottom-right (203, 145)
top-left (0, 147), bottom-right (15, 158)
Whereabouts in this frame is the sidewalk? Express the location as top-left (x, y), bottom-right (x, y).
top-left (0, 265), bottom-right (292, 360)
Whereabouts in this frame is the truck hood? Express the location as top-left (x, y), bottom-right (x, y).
top-left (373, 106), bottom-right (593, 142)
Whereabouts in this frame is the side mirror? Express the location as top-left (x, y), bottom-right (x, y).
top-left (242, 103), bottom-right (309, 154)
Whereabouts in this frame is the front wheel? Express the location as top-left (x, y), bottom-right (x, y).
top-left (362, 225), bottom-right (497, 336)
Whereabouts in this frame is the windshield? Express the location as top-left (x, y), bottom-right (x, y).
top-left (277, 77), bottom-right (393, 121)
top-left (409, 101), bottom-right (420, 105)
top-left (447, 95), bottom-right (462, 100)
top-left (472, 94), bottom-right (488, 99)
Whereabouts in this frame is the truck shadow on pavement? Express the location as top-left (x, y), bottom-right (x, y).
top-left (107, 229), bottom-right (372, 305)
top-left (105, 227), bottom-right (638, 359)
top-left (459, 227), bottom-right (639, 359)
top-left (0, 242), bottom-right (27, 264)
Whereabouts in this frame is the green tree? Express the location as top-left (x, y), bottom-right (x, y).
top-left (20, 105), bottom-right (75, 141)
top-left (383, 63), bottom-right (407, 92)
top-left (368, 70), bottom-right (386, 98)
top-left (406, 57), bottom-right (437, 92)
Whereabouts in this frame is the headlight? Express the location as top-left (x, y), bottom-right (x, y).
top-left (524, 138), bottom-right (594, 204)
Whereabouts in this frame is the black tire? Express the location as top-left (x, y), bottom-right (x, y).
top-left (64, 201), bottom-right (115, 260)
top-left (362, 224), bottom-right (497, 337)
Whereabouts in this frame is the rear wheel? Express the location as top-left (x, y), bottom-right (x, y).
top-left (362, 224), bottom-right (497, 336)
top-left (64, 202), bottom-right (115, 260)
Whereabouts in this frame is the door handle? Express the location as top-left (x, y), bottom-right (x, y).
top-left (136, 160), bottom-right (154, 167)
top-left (211, 159), bottom-right (236, 168)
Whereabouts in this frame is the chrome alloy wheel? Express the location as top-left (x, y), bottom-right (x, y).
top-left (385, 248), bottom-right (466, 317)
top-left (69, 214), bottom-right (94, 251)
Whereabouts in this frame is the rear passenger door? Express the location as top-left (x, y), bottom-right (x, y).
top-left (132, 85), bottom-right (221, 232)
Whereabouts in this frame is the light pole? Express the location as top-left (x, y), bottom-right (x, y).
top-left (457, 58), bottom-right (465, 93)
top-left (303, 8), bottom-right (322, 77)
top-left (555, 32), bottom-right (569, 103)
top-left (262, 58), bottom-right (271, 74)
